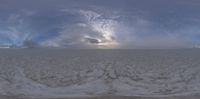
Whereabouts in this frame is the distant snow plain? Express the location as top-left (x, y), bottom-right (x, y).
top-left (0, 48), bottom-right (200, 99)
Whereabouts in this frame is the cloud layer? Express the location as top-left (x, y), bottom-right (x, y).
top-left (0, 0), bottom-right (200, 48)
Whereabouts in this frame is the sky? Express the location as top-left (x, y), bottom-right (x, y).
top-left (0, 0), bottom-right (200, 49)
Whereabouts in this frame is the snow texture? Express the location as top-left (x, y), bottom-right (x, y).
top-left (0, 49), bottom-right (200, 98)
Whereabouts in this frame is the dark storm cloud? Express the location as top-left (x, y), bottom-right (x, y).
top-left (84, 37), bottom-right (100, 44)
top-left (0, 0), bottom-right (200, 48)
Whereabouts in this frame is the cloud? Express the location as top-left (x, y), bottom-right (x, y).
top-left (124, 35), bottom-right (191, 49)
top-left (0, 13), bottom-right (32, 46)
top-left (42, 9), bottom-right (119, 48)
top-left (4, 8), bottom-right (195, 49)
top-left (84, 37), bottom-right (101, 44)
top-left (1, 1), bottom-right (200, 49)
top-left (23, 40), bottom-right (39, 48)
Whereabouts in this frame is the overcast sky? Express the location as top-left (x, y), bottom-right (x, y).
top-left (0, 0), bottom-right (200, 49)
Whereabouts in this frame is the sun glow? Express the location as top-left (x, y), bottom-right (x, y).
top-left (91, 20), bottom-right (119, 48)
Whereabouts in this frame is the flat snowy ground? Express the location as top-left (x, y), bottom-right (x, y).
top-left (1, 95), bottom-right (200, 99)
top-left (0, 49), bottom-right (200, 99)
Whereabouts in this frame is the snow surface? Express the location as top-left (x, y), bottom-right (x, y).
top-left (0, 49), bottom-right (200, 98)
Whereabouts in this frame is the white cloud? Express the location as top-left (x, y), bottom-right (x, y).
top-left (0, 13), bottom-right (35, 46)
top-left (43, 9), bottom-right (120, 49)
